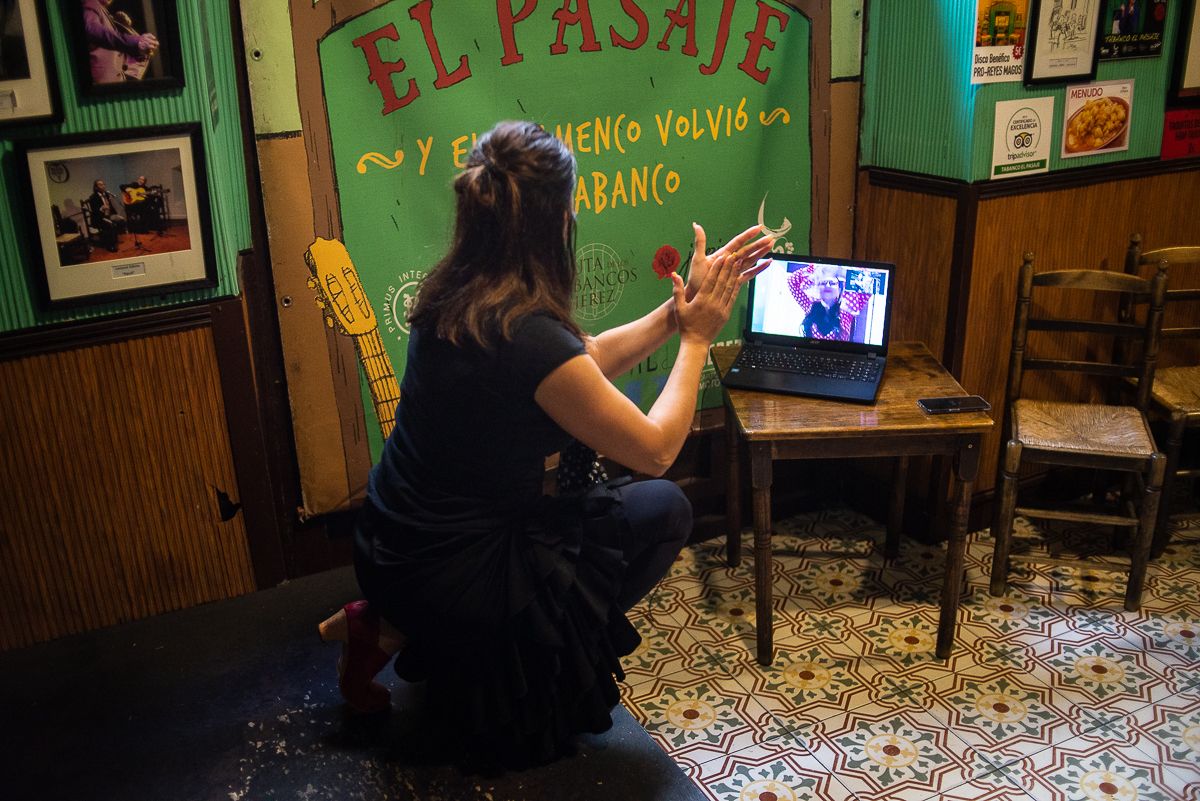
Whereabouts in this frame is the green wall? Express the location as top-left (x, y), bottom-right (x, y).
top-left (860, 1), bottom-right (1184, 181)
top-left (0, 1), bottom-right (250, 333)
top-left (312, 0), bottom-right (814, 457)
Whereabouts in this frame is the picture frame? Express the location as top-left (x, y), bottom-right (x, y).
top-left (1024, 0), bottom-right (1106, 85)
top-left (65, 0), bottom-right (184, 97)
top-left (0, 0), bottom-right (62, 128)
top-left (14, 124), bottom-right (216, 309)
top-left (1169, 0), bottom-right (1200, 105)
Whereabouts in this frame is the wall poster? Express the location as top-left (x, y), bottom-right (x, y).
top-left (1061, 79), bottom-right (1134, 157)
top-left (1025, 0), bottom-right (1104, 84)
top-left (315, 1), bottom-right (813, 458)
top-left (992, 96), bottom-right (1055, 177)
top-left (1098, 0), bottom-right (1167, 60)
top-left (973, 0), bottom-right (1030, 84)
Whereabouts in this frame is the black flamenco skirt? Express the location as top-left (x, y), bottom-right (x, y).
top-left (353, 482), bottom-right (641, 767)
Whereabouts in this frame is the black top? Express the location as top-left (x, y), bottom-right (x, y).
top-left (367, 312), bottom-right (587, 532)
top-left (801, 300), bottom-right (845, 339)
top-left (355, 311), bottom-right (638, 767)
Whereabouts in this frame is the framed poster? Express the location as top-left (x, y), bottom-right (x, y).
top-left (1170, 0), bottom-right (1200, 105)
top-left (1025, 0), bottom-right (1105, 84)
top-left (0, 0), bottom-right (60, 127)
top-left (14, 124), bottom-right (216, 309)
top-left (65, 0), bottom-right (184, 97)
top-left (1098, 0), bottom-right (1168, 59)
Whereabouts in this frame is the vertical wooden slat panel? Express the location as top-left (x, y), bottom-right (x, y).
top-left (0, 326), bottom-right (255, 651)
top-left (854, 173), bottom-right (958, 362)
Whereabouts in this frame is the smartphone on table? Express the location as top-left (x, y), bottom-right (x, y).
top-left (917, 395), bottom-right (991, 414)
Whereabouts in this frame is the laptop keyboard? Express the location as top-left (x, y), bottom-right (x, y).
top-left (734, 345), bottom-right (882, 382)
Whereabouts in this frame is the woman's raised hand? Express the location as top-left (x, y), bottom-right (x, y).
top-left (671, 250), bottom-right (742, 346)
top-left (685, 222), bottom-right (775, 302)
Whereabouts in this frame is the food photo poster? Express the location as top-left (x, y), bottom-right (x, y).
top-left (1061, 79), bottom-right (1135, 157)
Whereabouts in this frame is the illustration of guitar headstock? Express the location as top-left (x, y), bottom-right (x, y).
top-left (304, 237), bottom-right (376, 337)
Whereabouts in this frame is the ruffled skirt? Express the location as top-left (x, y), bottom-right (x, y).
top-left (354, 482), bottom-right (640, 767)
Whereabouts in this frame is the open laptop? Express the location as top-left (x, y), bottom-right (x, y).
top-left (721, 255), bottom-right (895, 403)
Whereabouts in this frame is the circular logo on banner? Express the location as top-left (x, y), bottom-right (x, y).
top-left (575, 242), bottom-right (637, 321)
top-left (1006, 107), bottom-right (1042, 154)
top-left (383, 270), bottom-right (425, 339)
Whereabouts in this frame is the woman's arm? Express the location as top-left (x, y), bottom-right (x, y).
top-left (536, 250), bottom-right (746, 476)
top-left (584, 298), bottom-right (675, 379)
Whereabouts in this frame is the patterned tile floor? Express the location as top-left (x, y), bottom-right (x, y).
top-left (619, 508), bottom-right (1200, 801)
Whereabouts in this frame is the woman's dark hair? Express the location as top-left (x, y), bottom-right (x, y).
top-left (92, 179), bottom-right (103, 193)
top-left (408, 120), bottom-right (582, 348)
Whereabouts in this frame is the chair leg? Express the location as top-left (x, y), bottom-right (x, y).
top-left (1151, 415), bottom-right (1186, 559)
top-left (1125, 453), bottom-right (1165, 612)
top-left (989, 441), bottom-right (1022, 597)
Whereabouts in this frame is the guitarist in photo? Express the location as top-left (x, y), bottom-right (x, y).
top-left (81, 0), bottom-right (157, 84)
top-left (121, 175), bottom-right (165, 234)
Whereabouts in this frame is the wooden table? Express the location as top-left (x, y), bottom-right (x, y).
top-left (711, 341), bottom-right (993, 664)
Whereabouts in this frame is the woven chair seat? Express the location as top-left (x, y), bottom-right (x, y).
top-left (1011, 399), bottom-right (1155, 457)
top-left (1150, 365), bottom-right (1200, 418)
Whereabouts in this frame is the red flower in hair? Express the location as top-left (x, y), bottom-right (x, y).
top-left (652, 245), bottom-right (681, 279)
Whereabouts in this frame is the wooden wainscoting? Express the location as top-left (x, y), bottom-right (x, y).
top-left (0, 312), bottom-right (259, 650)
top-left (857, 162), bottom-right (1200, 497)
top-left (853, 171), bottom-right (959, 363)
top-left (963, 168), bottom-right (1200, 494)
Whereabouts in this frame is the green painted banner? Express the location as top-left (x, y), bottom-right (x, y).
top-left (318, 0), bottom-right (811, 457)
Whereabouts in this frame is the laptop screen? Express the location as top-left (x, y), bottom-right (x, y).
top-left (747, 256), bottom-right (893, 348)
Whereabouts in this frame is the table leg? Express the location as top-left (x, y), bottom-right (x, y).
top-left (750, 443), bottom-right (774, 666)
top-left (886, 456), bottom-right (909, 560)
top-left (937, 438), bottom-right (980, 660)
top-left (725, 403), bottom-right (741, 567)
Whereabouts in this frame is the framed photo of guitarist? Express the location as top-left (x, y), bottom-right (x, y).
top-left (66, 0), bottom-right (183, 96)
top-left (14, 123), bottom-right (216, 309)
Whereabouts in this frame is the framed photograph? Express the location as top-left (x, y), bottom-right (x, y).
top-left (65, 0), bottom-right (184, 97)
top-left (1024, 0), bottom-right (1106, 84)
top-left (1098, 0), bottom-right (1168, 60)
top-left (14, 124), bottom-right (216, 309)
top-left (1170, 0), bottom-right (1200, 105)
top-left (0, 0), bottom-right (61, 127)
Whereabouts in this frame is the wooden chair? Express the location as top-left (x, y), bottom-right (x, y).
top-left (78, 199), bottom-right (102, 246)
top-left (1123, 234), bottom-right (1200, 557)
top-left (989, 254), bottom-right (1168, 611)
top-left (51, 204), bottom-right (89, 265)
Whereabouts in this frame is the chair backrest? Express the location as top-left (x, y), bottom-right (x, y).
top-left (79, 199), bottom-right (98, 235)
top-left (1004, 252), bottom-right (1168, 414)
top-left (1125, 233), bottom-right (1200, 343)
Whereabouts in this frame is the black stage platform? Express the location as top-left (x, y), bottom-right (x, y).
top-left (0, 567), bottom-right (702, 801)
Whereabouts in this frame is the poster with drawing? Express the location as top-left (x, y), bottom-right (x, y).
top-left (1025, 0), bottom-right (1104, 84)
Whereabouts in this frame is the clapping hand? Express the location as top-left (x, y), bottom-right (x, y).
top-left (671, 248), bottom-right (743, 346)
top-left (684, 223), bottom-right (775, 302)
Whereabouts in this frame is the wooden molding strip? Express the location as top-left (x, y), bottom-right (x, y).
top-left (0, 303), bottom-right (215, 363)
top-left (867, 156), bottom-right (1200, 199)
